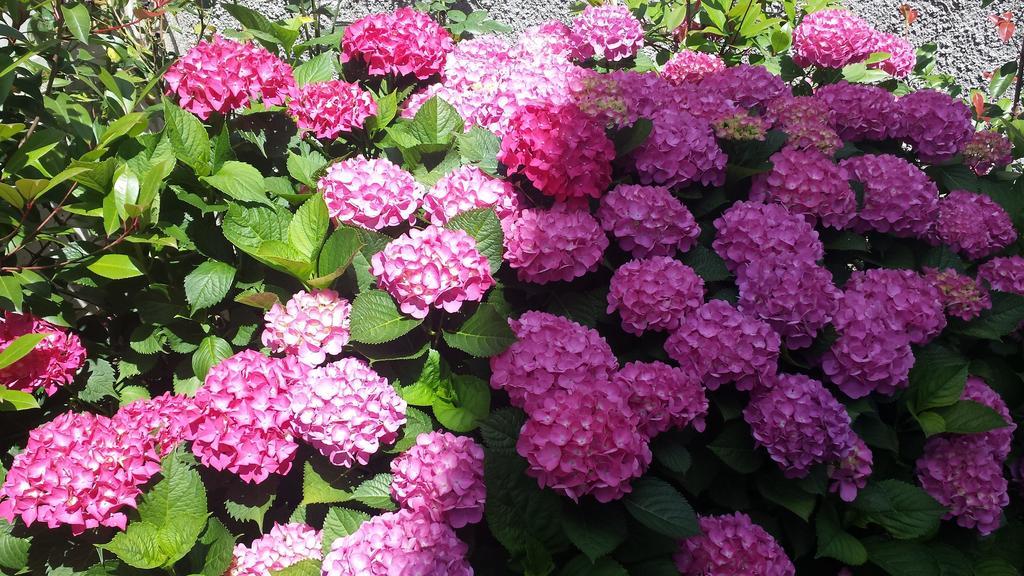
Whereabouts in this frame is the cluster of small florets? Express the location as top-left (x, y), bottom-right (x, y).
top-left (614, 361), bottom-right (708, 438)
top-left (751, 147), bottom-right (854, 228)
top-left (570, 4), bottom-right (644, 62)
top-left (318, 157), bottom-right (424, 230)
top-left (503, 204), bottom-right (608, 284)
top-left (597, 184), bottom-right (700, 258)
top-left (792, 9), bottom-right (914, 77)
top-left (607, 257), bottom-right (705, 336)
top-left (712, 112), bottom-right (770, 141)
top-left (0, 311), bottom-right (85, 395)
top-left (262, 289), bottom-right (351, 366)
top-left (892, 89), bottom-right (975, 163)
top-left (713, 201), bottom-right (824, 272)
top-left (371, 226), bottom-right (494, 319)
top-left (113, 393), bottom-right (194, 458)
top-left (287, 80), bottom-right (377, 139)
top-left (633, 108), bottom-right (727, 188)
top-left (736, 258), bottom-right (841, 349)
top-left (341, 7), bottom-right (453, 79)
top-left (978, 256), bottom-right (1024, 294)
top-left (390, 431), bottom-right (485, 528)
top-left (769, 97), bottom-right (842, 154)
top-left (661, 50), bottom-right (725, 84)
top-left (964, 130), bottom-right (1014, 176)
top-left (828, 436), bottom-right (873, 502)
top-left (814, 81), bottom-right (896, 141)
top-left (228, 523), bottom-right (322, 576)
top-left (422, 165), bottom-right (520, 226)
top-left (840, 153), bottom-right (939, 238)
top-left (288, 358), bottom-right (406, 467)
top-left (165, 35), bottom-right (296, 119)
top-left (924, 268), bottom-right (992, 321)
top-left (934, 190), bottom-right (1017, 259)
top-left (699, 64), bottom-right (788, 113)
top-left (675, 513), bottom-right (795, 576)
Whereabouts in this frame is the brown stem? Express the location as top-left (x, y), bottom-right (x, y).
top-left (720, 0), bottom-right (754, 56)
top-left (4, 183), bottom-right (79, 260)
top-left (1012, 39), bottom-right (1024, 117)
top-left (1, 220), bottom-right (137, 273)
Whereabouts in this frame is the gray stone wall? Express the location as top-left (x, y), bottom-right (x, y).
top-left (170, 0), bottom-right (1018, 89)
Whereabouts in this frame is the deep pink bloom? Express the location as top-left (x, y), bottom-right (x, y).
top-left (814, 81), bottom-right (897, 142)
top-left (0, 311), bottom-right (85, 396)
top-left (868, 32), bottom-right (916, 78)
top-left (675, 513), bottom-right (795, 576)
top-left (318, 156), bottom-right (424, 230)
top-left (113, 393), bottom-right (194, 458)
top-left (828, 436), bottom-right (873, 502)
top-left (821, 328), bottom-right (915, 398)
top-left (712, 201), bottom-right (824, 273)
top-left (935, 190), bottom-right (1017, 260)
top-left (833, 268), bottom-right (946, 345)
top-left (287, 80), bottom-right (377, 139)
top-left (614, 70), bottom-right (739, 124)
top-left (597, 184), bottom-right (700, 258)
top-left (750, 147), bottom-right (855, 229)
top-left (893, 89), bottom-right (974, 163)
top-left (422, 165), bottom-right (520, 226)
top-left (699, 64), bottom-right (787, 114)
top-left (570, 4), bottom-right (644, 62)
top-left (792, 9), bottom-right (876, 69)
top-left (840, 153), bottom-right (940, 239)
top-left (664, 300), bottom-right (781, 391)
top-left (390, 431), bottom-right (485, 528)
top-left (662, 50), bottom-right (725, 85)
top-left (978, 256), bottom-right (1024, 294)
top-left (964, 131), bottom-right (1014, 176)
top-left (924, 268), bottom-right (992, 321)
top-left (768, 97), bottom-right (842, 155)
top-left (736, 257), bottom-right (841, 349)
top-left (341, 8), bottom-right (453, 79)
top-left (608, 257), bottom-right (705, 336)
top-left (633, 107), bottom-right (727, 188)
top-left (371, 226), bottom-right (494, 319)
top-left (614, 361), bottom-right (708, 438)
top-left (289, 358), bottom-right (406, 467)
top-left (503, 203), bottom-right (608, 285)
top-left (960, 376), bottom-right (1016, 460)
top-left (262, 289), bottom-right (351, 366)
top-left (917, 435), bottom-right (1009, 535)
top-left (229, 523), bottom-right (322, 576)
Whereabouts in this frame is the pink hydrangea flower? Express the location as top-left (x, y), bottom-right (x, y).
top-left (614, 70), bottom-right (738, 124)
top-left (113, 392), bottom-right (194, 458)
top-left (441, 34), bottom-right (513, 86)
top-left (744, 374), bottom-right (855, 478)
top-left (960, 376), bottom-right (1016, 460)
top-left (713, 112), bottom-right (770, 141)
top-left (341, 8), bottom-right (453, 79)
top-left (322, 509), bottom-right (472, 576)
top-left (833, 268), bottom-right (946, 345)
top-left (318, 156), bottom-right (424, 230)
top-left (597, 184), bottom-right (700, 258)
top-left (0, 411), bottom-right (161, 534)
top-left (607, 257), bottom-right (705, 336)
top-left (712, 201), bottom-right (824, 273)
top-left (750, 147), bottom-right (856, 229)
top-left (490, 311), bottom-right (618, 412)
top-left (288, 358), bottom-right (406, 467)
top-left (768, 97), bottom-right (842, 155)
top-left (675, 513), bottom-right (795, 576)
top-left (570, 4), bottom-right (644, 62)
top-left (699, 64), bottom-right (787, 114)
top-left (978, 256), bottom-right (1024, 294)
top-left (737, 257), bottom-right (841, 349)
top-left (633, 107), bottom-right (727, 188)
top-left (0, 311), bottom-right (85, 396)
top-left (821, 328), bottom-right (915, 398)
top-left (840, 153), bottom-right (940, 239)
top-left (229, 523), bottom-right (322, 576)
top-left (165, 35), bottom-right (296, 119)
top-left (503, 203), bottom-right (609, 284)
top-left (924, 268), bottom-right (992, 321)
top-left (792, 9), bottom-right (877, 69)
top-left (662, 50), bottom-right (725, 85)
top-left (570, 69), bottom-right (632, 127)
top-left (371, 226), bottom-right (494, 319)
top-left (868, 32), bottom-right (916, 78)
top-left (893, 89), bottom-right (974, 163)
top-left (186, 351), bottom-right (307, 484)
top-left (916, 436), bottom-right (1009, 535)
top-left (287, 80), bottom-right (377, 139)
top-left (828, 436), bottom-right (873, 502)
top-left (814, 81), bottom-right (897, 142)
top-left (390, 431), bottom-right (485, 528)
top-left (499, 103), bottom-right (614, 201)
top-left (665, 300), bottom-right (781, 391)
top-left (614, 361), bottom-right (708, 438)
top-left (964, 131), bottom-right (1014, 176)
top-left (517, 387), bottom-right (650, 502)
top-left (422, 165), bottom-right (520, 226)
top-left (262, 289), bottom-right (351, 366)
top-left (935, 190), bottom-right (1017, 260)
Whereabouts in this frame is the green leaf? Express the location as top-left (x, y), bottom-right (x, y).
top-left (681, 245), bottom-right (731, 283)
top-left (224, 493), bottom-right (276, 530)
top-left (223, 203), bottom-right (291, 250)
top-left (103, 521), bottom-right (165, 569)
top-left (287, 151), bottom-right (327, 188)
top-left (192, 336), bottom-right (233, 380)
top-left (815, 504), bottom-right (866, 565)
top-left (79, 359), bottom-right (117, 402)
top-left (349, 290), bottom-right (423, 344)
top-left (623, 477), bottom-right (700, 539)
top-left (235, 291), bottom-right (281, 310)
top-left (321, 507), bottom-right (369, 554)
top-left (288, 193), bottom-right (329, 261)
top-left (136, 455), bottom-right (208, 566)
top-left (757, 472), bottom-right (817, 521)
top-left (0, 389), bottom-right (39, 411)
top-left (864, 538), bottom-right (940, 576)
top-left (293, 52), bottom-right (338, 86)
top-left (315, 226), bottom-right (362, 284)
top-left (61, 3), bottom-right (91, 42)
top-left (973, 558), bottom-right (1020, 576)
top-left (952, 292), bottom-right (1024, 340)
top-left (559, 555), bottom-right (629, 576)
top-left (202, 161), bottom-right (269, 205)
top-left (87, 254), bottom-right (144, 279)
top-left (196, 518), bottom-right (235, 576)
top-left (301, 460), bottom-right (351, 506)
top-left (445, 208), bottom-right (504, 274)
top-left (442, 304), bottom-right (515, 357)
top-left (931, 400), bottom-right (1009, 434)
top-left (479, 407), bottom-right (527, 456)
top-left (0, 333), bottom-right (45, 370)
top-left (399, 348), bottom-right (446, 406)
top-left (351, 474), bottom-right (396, 510)
top-left (907, 343), bottom-right (969, 412)
top-left (0, 524), bottom-right (30, 571)
top-left (163, 98), bottom-right (211, 176)
top-left (708, 421), bottom-right (765, 473)
top-left (271, 559), bottom-right (321, 576)
top-left (0, 275), bottom-right (22, 310)
top-left (184, 260), bottom-right (236, 313)
top-left (405, 96), bottom-right (465, 145)
top-left (613, 118), bottom-right (653, 156)
top-left (546, 287), bottom-right (609, 328)
top-left (388, 406), bottom-right (434, 453)
top-left (456, 126), bottom-right (501, 174)
top-left (561, 501), bottom-right (628, 562)
top-left (853, 479), bottom-right (946, 539)
top-left (433, 374), bottom-right (491, 432)
top-left (652, 440), bottom-right (691, 476)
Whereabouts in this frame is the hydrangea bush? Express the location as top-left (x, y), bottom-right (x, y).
top-left (1, 0), bottom-right (1024, 574)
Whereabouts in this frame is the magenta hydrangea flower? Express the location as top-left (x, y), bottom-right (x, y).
top-left (675, 513), bottom-right (795, 576)
top-left (490, 311), bottom-right (618, 412)
top-left (288, 358), bottom-right (406, 468)
top-left (322, 509), bottom-right (472, 576)
top-left (665, 300), bottom-right (781, 391)
top-left (840, 153), bottom-right (940, 238)
top-left (744, 374), bottom-right (855, 478)
top-left (699, 64), bottom-right (787, 113)
top-left (262, 289), bottom-right (351, 366)
top-left (964, 131), bottom-right (1014, 176)
top-left (821, 328), bottom-right (915, 398)
top-left (503, 203), bottom-right (609, 284)
top-left (442, 35), bottom-right (514, 87)
top-left (737, 257), bottom-right (841, 349)
top-left (186, 351), bottom-right (307, 484)
top-left (371, 226), bottom-right (494, 320)
top-left (597, 184), bottom-right (700, 258)
top-left (228, 523), bottom-right (322, 576)
top-left (935, 190), bottom-right (1017, 260)
top-left (499, 103), bottom-right (614, 201)
top-left (422, 165), bottom-right (520, 226)
top-left (570, 4), bottom-right (644, 62)
top-left (893, 89), bottom-right (974, 163)
top-left (607, 257), bottom-right (705, 336)
top-left (633, 107), bottom-right (727, 188)
top-left (113, 392), bottom-right (194, 458)
top-left (318, 156), bottom-right (424, 230)
top-left (713, 112), bottom-right (770, 141)
top-left (341, 8), bottom-right (453, 79)
top-left (814, 81), bottom-right (897, 142)
top-left (792, 9), bottom-right (876, 69)
top-left (961, 376), bottom-right (1016, 460)
top-left (287, 80), bottom-right (377, 139)
top-left (868, 32), bottom-right (916, 78)
top-left (768, 96), bottom-right (842, 155)
top-left (390, 431), bottom-right (485, 528)
top-left (833, 268), bottom-right (946, 345)
top-left (165, 35), bottom-right (296, 119)
top-left (924, 268), bottom-right (992, 321)
top-left (517, 387), bottom-right (651, 502)
top-left (614, 70), bottom-right (738, 124)
top-left (570, 69), bottom-right (632, 127)
top-left (828, 436), bottom-right (873, 502)
top-left (916, 436), bottom-right (1009, 535)
top-left (662, 50), bottom-right (726, 84)
top-left (0, 411), bottom-right (161, 534)
top-left (614, 361), bottom-right (708, 438)
top-left (712, 201), bottom-right (824, 273)
top-left (978, 256), bottom-right (1024, 294)
top-left (0, 311), bottom-right (85, 396)
top-left (750, 147), bottom-right (855, 229)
